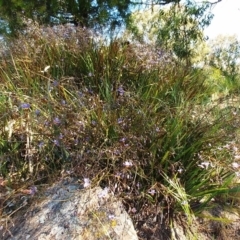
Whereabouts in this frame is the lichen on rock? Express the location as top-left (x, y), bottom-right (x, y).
top-left (1, 178), bottom-right (138, 240)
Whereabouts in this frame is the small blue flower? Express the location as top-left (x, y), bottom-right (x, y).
top-left (44, 120), bottom-right (49, 126)
top-left (29, 186), bottom-right (38, 195)
top-left (119, 137), bottom-right (126, 143)
top-left (77, 91), bottom-right (83, 97)
top-left (88, 88), bottom-right (93, 94)
top-left (53, 80), bottom-right (59, 87)
top-left (53, 117), bottom-right (61, 125)
top-left (117, 86), bottom-right (124, 96)
top-left (35, 109), bottom-right (41, 116)
top-left (117, 118), bottom-right (123, 124)
top-left (91, 120), bottom-right (97, 126)
top-left (38, 142), bottom-right (44, 149)
top-left (108, 214), bottom-right (115, 220)
top-left (113, 149), bottom-right (120, 155)
top-left (53, 139), bottom-right (60, 146)
top-left (148, 189), bottom-right (156, 196)
top-left (20, 103), bottom-right (30, 109)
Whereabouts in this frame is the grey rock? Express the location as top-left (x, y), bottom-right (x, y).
top-left (2, 178), bottom-right (138, 240)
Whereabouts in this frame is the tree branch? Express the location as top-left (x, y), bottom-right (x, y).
top-left (130, 0), bottom-right (222, 6)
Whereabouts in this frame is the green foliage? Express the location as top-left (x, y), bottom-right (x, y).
top-left (0, 0), bottom-right (133, 36)
top-left (206, 35), bottom-right (240, 81)
top-left (156, 1), bottom-right (213, 62)
top-left (0, 0), bottom-right (218, 38)
top-left (126, 1), bottom-right (213, 67)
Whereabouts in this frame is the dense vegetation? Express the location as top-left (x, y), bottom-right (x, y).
top-left (0, 0), bottom-right (240, 239)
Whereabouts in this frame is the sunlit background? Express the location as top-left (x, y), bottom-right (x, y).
top-left (204, 0), bottom-right (240, 39)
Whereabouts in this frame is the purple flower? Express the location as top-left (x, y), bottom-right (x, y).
top-left (38, 142), bottom-right (44, 149)
top-left (119, 137), bottom-right (126, 143)
top-left (148, 189), bottom-right (156, 196)
top-left (29, 186), bottom-right (38, 195)
top-left (35, 109), bottom-right (41, 116)
top-left (113, 149), bottom-right (120, 155)
top-left (108, 214), bottom-right (115, 220)
top-left (53, 139), bottom-right (60, 146)
top-left (88, 88), bottom-right (93, 94)
top-left (53, 117), bottom-right (61, 125)
top-left (117, 118), bottom-right (123, 124)
top-left (77, 91), bottom-right (83, 97)
top-left (74, 139), bottom-right (79, 145)
top-left (119, 137), bottom-right (129, 147)
top-left (44, 120), bottom-right (49, 126)
top-left (117, 86), bottom-right (124, 96)
top-left (91, 120), bottom-right (97, 126)
top-left (20, 103), bottom-right (30, 109)
top-left (157, 49), bottom-right (164, 57)
top-left (130, 208), bottom-right (137, 213)
top-left (53, 80), bottom-right (59, 87)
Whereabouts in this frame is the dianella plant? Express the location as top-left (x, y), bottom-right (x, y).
top-left (0, 0), bottom-right (240, 239)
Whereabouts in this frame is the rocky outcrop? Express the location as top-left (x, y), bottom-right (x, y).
top-left (2, 177), bottom-right (240, 240)
top-left (1, 178), bottom-right (138, 240)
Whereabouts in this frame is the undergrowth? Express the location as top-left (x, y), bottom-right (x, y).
top-left (0, 22), bottom-right (240, 239)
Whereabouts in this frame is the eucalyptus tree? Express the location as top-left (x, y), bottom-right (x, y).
top-left (206, 35), bottom-right (240, 81)
top-left (126, 0), bottom-right (213, 65)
